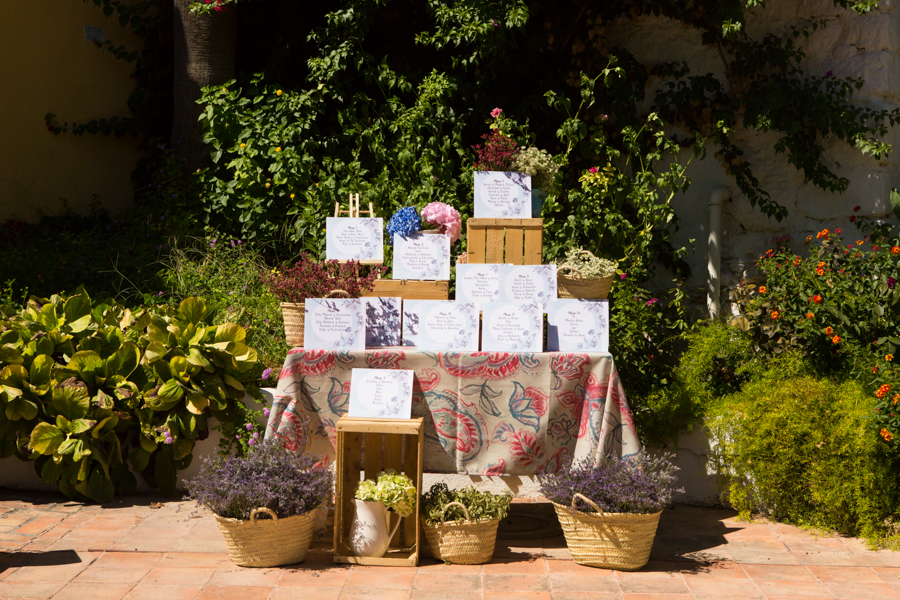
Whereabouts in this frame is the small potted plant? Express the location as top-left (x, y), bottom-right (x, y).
top-left (185, 423), bottom-right (333, 568)
top-left (260, 252), bottom-right (385, 346)
top-left (420, 483), bottom-right (512, 565)
top-left (386, 203), bottom-right (462, 244)
top-left (512, 147), bottom-right (560, 216)
top-left (557, 247), bottom-right (618, 300)
top-left (350, 470), bottom-right (417, 557)
top-left (538, 453), bottom-right (683, 570)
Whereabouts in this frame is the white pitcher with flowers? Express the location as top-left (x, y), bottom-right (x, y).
top-left (350, 470), bottom-right (417, 557)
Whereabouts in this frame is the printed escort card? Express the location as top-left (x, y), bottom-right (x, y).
top-left (498, 264), bottom-right (557, 309)
top-left (414, 301), bottom-right (479, 352)
top-left (348, 369), bottom-right (414, 419)
top-left (456, 264), bottom-right (503, 310)
top-left (393, 233), bottom-right (451, 280)
top-left (473, 171), bottom-right (532, 218)
top-left (547, 299), bottom-right (610, 352)
top-left (364, 297), bottom-right (402, 348)
top-left (481, 302), bottom-right (543, 352)
top-left (325, 217), bottom-right (384, 262)
top-left (401, 299), bottom-right (423, 347)
top-left (303, 298), bottom-right (365, 350)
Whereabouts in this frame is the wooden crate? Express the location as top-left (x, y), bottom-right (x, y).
top-left (364, 279), bottom-right (450, 300)
top-left (466, 218), bottom-right (543, 265)
top-left (333, 417), bottom-right (424, 566)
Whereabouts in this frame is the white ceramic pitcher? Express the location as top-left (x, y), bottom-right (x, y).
top-left (349, 499), bottom-right (402, 557)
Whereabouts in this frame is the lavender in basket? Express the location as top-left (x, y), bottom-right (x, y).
top-left (185, 422), bottom-right (333, 521)
top-left (538, 453), bottom-right (683, 514)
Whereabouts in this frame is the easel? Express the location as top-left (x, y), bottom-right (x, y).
top-left (332, 193), bottom-right (382, 266)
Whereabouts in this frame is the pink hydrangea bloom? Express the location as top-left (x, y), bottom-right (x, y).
top-left (491, 108), bottom-right (502, 118)
top-left (421, 202), bottom-right (462, 243)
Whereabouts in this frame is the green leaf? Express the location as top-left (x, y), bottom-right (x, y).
top-left (5, 396), bottom-right (38, 421)
top-left (144, 341), bottom-right (167, 363)
top-left (129, 445), bottom-right (151, 471)
top-left (30, 422), bottom-right (65, 455)
top-left (91, 416), bottom-right (118, 438)
top-left (63, 295), bottom-right (92, 324)
top-left (173, 438), bottom-right (192, 461)
top-left (68, 351), bottom-right (103, 383)
top-left (88, 467), bottom-right (115, 504)
top-left (40, 458), bottom-right (64, 483)
top-left (29, 355), bottom-right (54, 390)
top-left (223, 374), bottom-right (245, 392)
top-left (107, 342), bottom-right (140, 378)
top-left (0, 346), bottom-right (24, 365)
top-left (139, 435), bottom-right (158, 453)
top-left (70, 419), bottom-right (96, 435)
top-left (40, 303), bottom-right (59, 330)
top-left (215, 323), bottom-right (246, 343)
top-left (184, 392), bottom-right (209, 415)
top-left (890, 188), bottom-right (900, 221)
top-left (51, 379), bottom-right (90, 420)
top-left (57, 438), bottom-right (78, 455)
top-left (72, 439), bottom-right (91, 462)
top-left (186, 347), bottom-right (212, 369)
top-left (56, 415), bottom-right (71, 433)
top-left (178, 298), bottom-right (209, 325)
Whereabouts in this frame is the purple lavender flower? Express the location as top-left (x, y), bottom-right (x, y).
top-left (262, 368), bottom-right (273, 380)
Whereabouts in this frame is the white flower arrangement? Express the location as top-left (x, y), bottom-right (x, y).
top-left (512, 147), bottom-right (560, 193)
top-left (355, 470), bottom-right (417, 517)
top-left (562, 247), bottom-right (617, 279)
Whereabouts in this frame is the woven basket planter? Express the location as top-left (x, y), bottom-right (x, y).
top-left (280, 290), bottom-right (350, 348)
top-left (422, 501), bottom-right (500, 565)
top-left (215, 507), bottom-right (316, 568)
top-left (557, 266), bottom-right (614, 300)
top-left (552, 494), bottom-right (661, 571)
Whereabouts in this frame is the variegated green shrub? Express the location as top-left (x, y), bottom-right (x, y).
top-left (0, 289), bottom-right (260, 503)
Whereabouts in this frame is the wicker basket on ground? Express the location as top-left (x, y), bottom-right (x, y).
top-left (280, 289), bottom-right (350, 348)
top-left (422, 501), bottom-right (500, 565)
top-left (552, 493), bottom-right (661, 570)
top-left (215, 507), bottom-right (316, 568)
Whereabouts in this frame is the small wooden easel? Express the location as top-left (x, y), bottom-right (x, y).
top-left (334, 193), bottom-right (375, 219)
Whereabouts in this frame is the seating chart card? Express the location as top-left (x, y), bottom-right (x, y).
top-left (348, 369), bottom-right (414, 419)
top-left (473, 171), bottom-right (532, 218)
top-left (364, 297), bottom-right (402, 348)
top-left (455, 264), bottom-right (503, 310)
top-left (303, 298), bottom-right (365, 350)
top-left (401, 300), bottom-right (423, 347)
top-left (481, 302), bottom-right (543, 352)
top-left (325, 217), bottom-right (384, 262)
top-left (392, 233), bottom-right (451, 280)
top-left (547, 299), bottom-right (609, 352)
top-left (414, 301), bottom-right (479, 352)
top-left (498, 264), bottom-right (557, 310)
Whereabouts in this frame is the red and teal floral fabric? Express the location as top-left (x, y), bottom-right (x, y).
top-left (265, 349), bottom-right (640, 474)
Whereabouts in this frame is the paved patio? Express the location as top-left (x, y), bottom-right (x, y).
top-left (0, 490), bottom-right (898, 600)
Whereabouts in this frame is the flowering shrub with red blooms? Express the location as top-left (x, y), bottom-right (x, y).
top-left (472, 129), bottom-right (520, 171)
top-left (737, 228), bottom-right (900, 443)
top-left (260, 252), bottom-right (386, 303)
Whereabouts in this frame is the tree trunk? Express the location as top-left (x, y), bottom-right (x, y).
top-left (172, 0), bottom-right (237, 172)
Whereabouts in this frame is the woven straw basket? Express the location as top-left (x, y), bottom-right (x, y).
top-left (423, 501), bottom-right (500, 565)
top-left (215, 507), bottom-right (315, 568)
top-left (553, 494), bottom-right (661, 570)
top-left (557, 266), bottom-right (614, 300)
top-left (280, 289), bottom-right (350, 348)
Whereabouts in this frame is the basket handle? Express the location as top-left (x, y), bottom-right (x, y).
top-left (250, 507), bottom-right (279, 524)
top-left (556, 265), bottom-right (584, 278)
top-left (571, 493), bottom-right (604, 516)
top-left (440, 501), bottom-right (473, 524)
top-left (325, 289), bottom-right (350, 298)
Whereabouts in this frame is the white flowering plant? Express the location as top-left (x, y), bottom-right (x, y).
top-left (512, 147), bottom-right (560, 193)
top-left (355, 470), bottom-right (417, 517)
top-left (561, 247), bottom-right (618, 279)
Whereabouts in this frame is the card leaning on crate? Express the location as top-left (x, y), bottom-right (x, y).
top-left (473, 171), bottom-right (532, 218)
top-left (481, 302), bottom-right (543, 352)
top-left (546, 299), bottom-right (610, 352)
top-left (413, 300), bottom-right (479, 351)
top-left (304, 298), bottom-right (365, 350)
top-left (498, 264), bottom-right (557, 310)
top-left (392, 233), bottom-right (451, 280)
top-left (325, 217), bottom-right (384, 262)
top-left (347, 369), bottom-right (414, 419)
top-left (364, 297), bottom-right (402, 348)
top-left (456, 263), bottom-right (504, 310)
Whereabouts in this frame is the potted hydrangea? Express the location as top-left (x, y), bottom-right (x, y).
top-left (185, 424), bottom-right (333, 567)
top-left (350, 470), bottom-right (417, 557)
top-left (538, 453), bottom-right (683, 570)
top-left (386, 203), bottom-right (462, 244)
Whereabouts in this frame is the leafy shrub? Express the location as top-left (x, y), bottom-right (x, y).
top-left (706, 355), bottom-right (900, 541)
top-left (420, 483), bottom-right (512, 525)
top-left (538, 453), bottom-right (683, 514)
top-left (0, 290), bottom-right (260, 502)
top-left (260, 253), bottom-right (386, 303)
top-left (185, 434), bottom-right (332, 520)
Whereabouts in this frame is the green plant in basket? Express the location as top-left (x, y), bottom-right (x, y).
top-left (355, 470), bottom-right (417, 517)
top-left (420, 483), bottom-right (512, 525)
top-left (560, 247), bottom-right (617, 279)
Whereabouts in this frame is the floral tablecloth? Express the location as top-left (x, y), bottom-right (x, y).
top-left (264, 349), bottom-right (641, 475)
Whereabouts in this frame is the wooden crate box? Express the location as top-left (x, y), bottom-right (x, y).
top-left (364, 279), bottom-right (449, 300)
top-left (333, 417), bottom-right (424, 566)
top-left (466, 218), bottom-right (543, 265)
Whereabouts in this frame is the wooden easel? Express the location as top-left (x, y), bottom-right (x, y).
top-left (332, 193), bottom-right (382, 265)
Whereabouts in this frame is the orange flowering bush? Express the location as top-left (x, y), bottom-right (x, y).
top-left (739, 228), bottom-right (900, 443)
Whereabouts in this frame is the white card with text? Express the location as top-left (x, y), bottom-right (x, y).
top-left (498, 264), bottom-right (557, 310)
top-left (473, 171), bottom-right (532, 218)
top-left (348, 369), bottom-right (414, 419)
top-left (481, 302), bottom-right (543, 352)
top-left (392, 233), bottom-right (451, 280)
top-left (303, 298), bottom-right (365, 350)
top-left (547, 299), bottom-right (609, 352)
top-left (325, 217), bottom-right (384, 262)
top-left (456, 263), bottom-right (503, 310)
top-left (414, 301), bottom-right (479, 352)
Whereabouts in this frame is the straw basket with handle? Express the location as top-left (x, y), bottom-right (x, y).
top-left (215, 507), bottom-right (316, 568)
top-left (422, 501), bottom-right (500, 565)
top-left (552, 493), bottom-right (661, 570)
top-left (281, 289), bottom-right (351, 348)
top-left (556, 265), bottom-right (614, 300)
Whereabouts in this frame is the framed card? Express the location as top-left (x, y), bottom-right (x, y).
top-left (392, 233), bottom-right (451, 280)
top-left (414, 301), bottom-right (479, 352)
top-left (348, 369), bottom-right (414, 419)
top-left (498, 264), bottom-right (557, 309)
top-left (364, 297), bottom-right (402, 348)
top-left (456, 263), bottom-right (503, 310)
top-left (547, 299), bottom-right (609, 352)
top-left (474, 171), bottom-right (532, 218)
top-left (402, 300), bottom-right (423, 347)
top-left (303, 298), bottom-right (365, 350)
top-left (481, 302), bottom-right (543, 352)
top-left (325, 217), bottom-right (384, 263)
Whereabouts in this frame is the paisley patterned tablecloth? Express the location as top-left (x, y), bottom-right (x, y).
top-left (264, 349), bottom-right (641, 475)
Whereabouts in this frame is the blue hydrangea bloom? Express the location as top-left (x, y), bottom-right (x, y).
top-left (386, 206), bottom-right (421, 245)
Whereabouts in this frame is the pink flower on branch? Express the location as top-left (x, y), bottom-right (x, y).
top-left (491, 108), bottom-right (503, 118)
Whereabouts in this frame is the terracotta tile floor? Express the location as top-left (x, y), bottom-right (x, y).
top-left (0, 491), bottom-right (898, 600)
